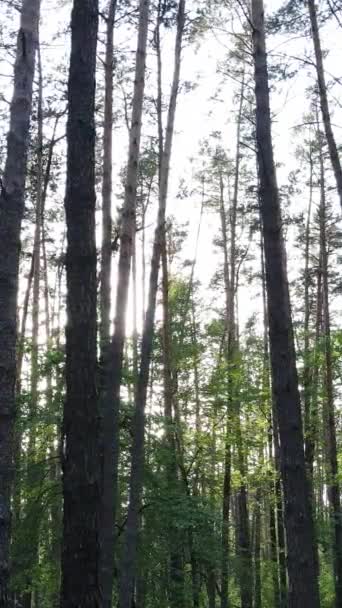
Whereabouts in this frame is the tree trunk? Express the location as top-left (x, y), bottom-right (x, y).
top-left (307, 0), bottom-right (342, 211)
top-left (260, 231), bottom-right (282, 608)
top-left (29, 38), bottom-right (43, 463)
top-left (318, 141), bottom-right (342, 608)
top-left (21, 41), bottom-right (44, 608)
top-left (303, 143), bottom-right (313, 443)
top-left (251, 1), bottom-right (320, 606)
top-left (118, 4), bottom-right (185, 606)
top-left (161, 243), bottom-right (186, 608)
top-left (100, 4), bottom-right (150, 604)
top-left (219, 171), bottom-right (232, 608)
top-left (301, 144), bottom-right (321, 587)
top-left (60, 1), bottom-right (100, 605)
top-left (0, 0), bottom-right (41, 602)
top-left (254, 487), bottom-right (262, 608)
top-left (100, 0), bottom-right (116, 355)
top-left (99, 2), bottom-right (118, 606)
top-left (231, 72), bottom-right (253, 608)
top-left (157, 8), bottom-right (185, 607)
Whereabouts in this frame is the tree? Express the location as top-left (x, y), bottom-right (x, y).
top-left (119, 3), bottom-right (186, 606)
top-left (99, 2), bottom-right (117, 606)
top-left (100, 2), bottom-right (150, 606)
top-left (307, 0), bottom-right (342, 212)
top-left (317, 131), bottom-right (342, 608)
top-left (251, 0), bottom-right (321, 605)
top-left (60, 1), bottom-right (100, 605)
top-left (0, 0), bottom-right (41, 603)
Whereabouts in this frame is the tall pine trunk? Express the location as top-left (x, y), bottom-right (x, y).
top-left (99, 2), bottom-right (118, 606)
top-left (22, 41), bottom-right (44, 608)
top-left (119, 4), bottom-right (185, 606)
top-left (261, 232), bottom-right (283, 608)
top-left (307, 0), bottom-right (342, 211)
top-left (100, 0), bottom-right (116, 355)
top-left (219, 170), bottom-right (232, 608)
top-left (60, 1), bottom-right (100, 605)
top-left (318, 141), bottom-right (342, 608)
top-left (0, 0), bottom-right (41, 602)
top-left (100, 4), bottom-right (150, 604)
top-left (161, 244), bottom-right (186, 608)
top-left (157, 7), bottom-right (185, 605)
top-left (251, 0), bottom-right (320, 605)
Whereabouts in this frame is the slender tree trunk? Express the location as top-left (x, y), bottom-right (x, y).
top-left (318, 142), bottom-right (342, 608)
top-left (28, 38), bottom-right (43, 473)
top-left (12, 113), bottom-right (58, 567)
top-left (60, 1), bottom-right (100, 605)
top-left (219, 172), bottom-right (232, 608)
top-left (251, 1), bottom-right (320, 606)
top-left (305, 272), bottom-right (322, 482)
top-left (100, 0), bottom-right (116, 355)
top-left (12, 254), bottom-right (34, 534)
top-left (100, 5), bottom-right (150, 604)
top-left (260, 233), bottom-right (282, 608)
top-left (0, 0), bottom-right (40, 602)
top-left (232, 73), bottom-right (252, 608)
top-left (161, 243), bottom-right (185, 608)
top-left (21, 41), bottom-right (44, 608)
top-left (307, 0), bottom-right (342, 211)
top-left (99, 2), bottom-right (118, 606)
top-left (300, 145), bottom-right (321, 586)
top-left (254, 487), bottom-right (262, 608)
top-left (119, 5), bottom-right (185, 606)
top-left (303, 144), bottom-right (313, 442)
top-left (190, 297), bottom-right (201, 608)
top-left (207, 415), bottom-right (217, 608)
top-left (157, 8), bottom-right (185, 606)
top-left (273, 416), bottom-right (287, 608)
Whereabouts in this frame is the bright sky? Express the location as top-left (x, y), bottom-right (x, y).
top-left (0, 0), bottom-right (341, 337)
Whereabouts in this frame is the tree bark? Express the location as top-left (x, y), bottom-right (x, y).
top-left (157, 8), bottom-right (185, 606)
top-left (0, 0), bottom-right (41, 602)
top-left (60, 1), bottom-right (100, 606)
top-left (100, 0), bottom-right (116, 355)
top-left (301, 143), bottom-right (321, 587)
top-left (307, 0), bottom-right (342, 211)
top-left (303, 143), bottom-right (314, 444)
top-left (21, 40), bottom-right (44, 608)
top-left (254, 487), bottom-right (262, 608)
top-left (318, 140), bottom-right (342, 608)
top-left (219, 171), bottom-right (232, 608)
top-left (251, 1), bottom-right (320, 606)
top-left (99, 2), bottom-right (118, 606)
top-left (100, 4), bottom-right (150, 605)
top-left (161, 243), bottom-right (186, 608)
top-left (118, 4), bottom-right (185, 606)
top-left (260, 231), bottom-right (282, 608)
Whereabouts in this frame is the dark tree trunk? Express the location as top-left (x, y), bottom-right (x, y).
top-left (0, 0), bottom-right (41, 602)
top-left (273, 417), bottom-right (287, 608)
top-left (21, 41), bottom-right (44, 608)
top-left (99, 2), bottom-right (118, 607)
top-left (251, 1), bottom-right (320, 606)
top-left (261, 233), bottom-right (282, 608)
top-left (60, 1), bottom-right (101, 606)
top-left (307, 0), bottom-right (342, 211)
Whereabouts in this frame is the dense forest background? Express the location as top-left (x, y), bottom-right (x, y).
top-left (0, 0), bottom-right (341, 607)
